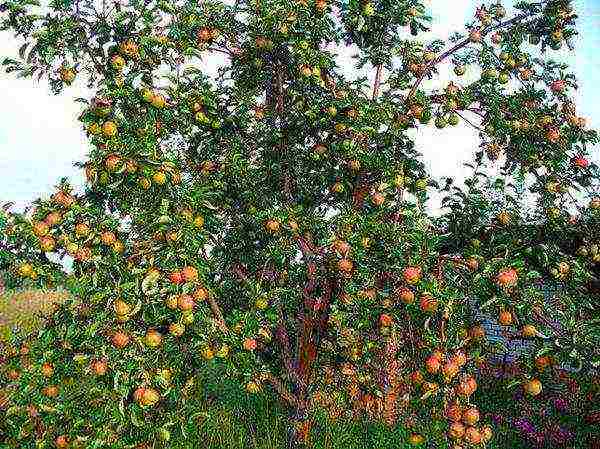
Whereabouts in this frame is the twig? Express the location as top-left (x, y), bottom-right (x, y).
top-left (405, 13), bottom-right (533, 103)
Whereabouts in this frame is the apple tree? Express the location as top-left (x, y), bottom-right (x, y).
top-left (1, 0), bottom-right (598, 448)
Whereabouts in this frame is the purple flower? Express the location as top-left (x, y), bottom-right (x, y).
top-left (491, 414), bottom-right (503, 426)
top-left (514, 417), bottom-right (535, 434)
top-left (553, 397), bottom-right (568, 412)
top-left (550, 426), bottom-right (574, 446)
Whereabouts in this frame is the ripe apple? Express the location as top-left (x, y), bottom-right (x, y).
top-left (169, 270), bottom-right (184, 285)
top-left (379, 313), bottom-right (393, 327)
top-left (111, 331), bottom-right (130, 348)
top-left (42, 385), bottom-right (59, 398)
top-left (40, 236), bottom-right (56, 252)
top-left (32, 221), bottom-right (49, 237)
top-left (101, 231), bottom-right (116, 245)
top-left (419, 295), bottom-right (438, 313)
top-left (397, 287), bottom-right (415, 304)
top-left (462, 407), bottom-right (480, 425)
top-left (402, 266), bottom-right (422, 284)
top-left (55, 435), bottom-right (69, 449)
top-left (410, 371), bottom-right (424, 385)
top-left (243, 338), bottom-right (257, 351)
top-left (497, 268), bottom-right (518, 288)
top-left (41, 362), bottom-right (54, 378)
top-left (448, 422), bottom-right (465, 440)
top-left (144, 329), bottom-right (162, 348)
top-left (573, 156), bottom-right (589, 168)
top-left (408, 434), bottom-right (424, 446)
top-left (265, 219), bottom-right (280, 233)
top-left (498, 310), bottom-right (513, 326)
top-left (193, 286), bottom-right (209, 301)
top-left (551, 79), bottom-right (565, 93)
top-left (75, 223), bottom-right (90, 237)
top-left (177, 294), bottom-right (195, 312)
top-left (45, 212), bottom-right (62, 226)
top-left (524, 378), bottom-right (542, 396)
top-left (464, 427), bottom-right (481, 445)
top-left (442, 361), bottom-right (459, 380)
top-left (446, 404), bottom-right (462, 422)
top-left (425, 355), bottom-right (441, 374)
top-left (91, 360), bottom-right (108, 376)
top-left (469, 30), bottom-right (482, 43)
top-left (181, 266), bottom-right (198, 282)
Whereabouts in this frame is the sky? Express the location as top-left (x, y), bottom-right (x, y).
top-left (1, 0), bottom-right (599, 214)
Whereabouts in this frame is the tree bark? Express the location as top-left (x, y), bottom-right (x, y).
top-left (286, 399), bottom-right (311, 449)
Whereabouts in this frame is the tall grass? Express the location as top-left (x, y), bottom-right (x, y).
top-left (0, 288), bottom-right (70, 342)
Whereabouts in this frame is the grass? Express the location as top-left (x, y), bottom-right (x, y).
top-left (0, 288), bottom-right (70, 342)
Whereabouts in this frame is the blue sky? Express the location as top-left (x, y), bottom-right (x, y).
top-left (0, 0), bottom-right (599, 213)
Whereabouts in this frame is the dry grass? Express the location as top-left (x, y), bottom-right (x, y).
top-left (0, 289), bottom-right (70, 341)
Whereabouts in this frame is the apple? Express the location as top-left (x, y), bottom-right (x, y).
top-left (498, 310), bottom-right (513, 326)
top-left (265, 219), bottom-right (280, 233)
top-left (144, 329), bottom-right (162, 348)
top-left (448, 422), bottom-right (465, 440)
top-left (379, 313), bottom-right (393, 327)
top-left (111, 331), bottom-right (130, 348)
top-left (243, 338), bottom-right (257, 351)
top-left (497, 268), bottom-right (518, 288)
top-left (524, 378), bottom-right (542, 396)
top-left (181, 266), bottom-right (198, 282)
top-left (55, 435), bottom-right (69, 449)
top-left (397, 287), bottom-right (415, 304)
top-left (337, 258), bottom-right (353, 273)
top-left (462, 407), bottom-right (479, 425)
top-left (177, 294), bottom-right (195, 312)
top-left (41, 362), bottom-right (54, 378)
top-left (169, 270), bottom-right (184, 285)
top-left (402, 266), bottom-right (422, 284)
top-left (425, 355), bottom-right (441, 374)
top-left (522, 324), bottom-right (537, 337)
top-left (464, 427), bottom-right (481, 445)
top-left (573, 156), bottom-right (589, 168)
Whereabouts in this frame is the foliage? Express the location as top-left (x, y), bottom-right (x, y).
top-left (0, 0), bottom-right (599, 448)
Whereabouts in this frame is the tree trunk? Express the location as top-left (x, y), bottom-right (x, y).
top-left (287, 400), bottom-right (311, 449)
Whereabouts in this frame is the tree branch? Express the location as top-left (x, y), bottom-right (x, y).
top-left (405, 12), bottom-right (533, 103)
top-left (206, 292), bottom-right (229, 334)
top-left (372, 64), bottom-right (383, 100)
